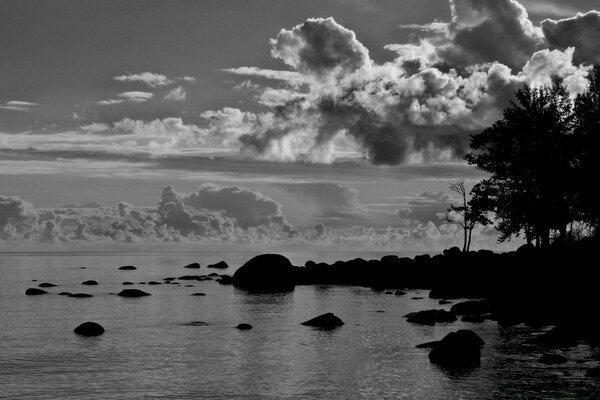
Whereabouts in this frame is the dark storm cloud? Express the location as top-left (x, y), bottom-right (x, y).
top-left (542, 11), bottom-right (600, 64)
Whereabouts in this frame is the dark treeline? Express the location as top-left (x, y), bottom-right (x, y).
top-left (465, 65), bottom-right (600, 248)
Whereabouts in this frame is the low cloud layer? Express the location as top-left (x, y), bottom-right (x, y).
top-left (0, 182), bottom-right (510, 250)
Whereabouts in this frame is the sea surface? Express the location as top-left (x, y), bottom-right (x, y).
top-left (1, 250), bottom-right (599, 399)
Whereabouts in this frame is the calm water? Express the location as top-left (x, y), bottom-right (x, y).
top-left (1, 250), bottom-right (598, 399)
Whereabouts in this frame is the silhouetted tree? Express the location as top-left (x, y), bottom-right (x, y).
top-left (574, 64), bottom-right (600, 234)
top-left (466, 80), bottom-right (577, 247)
top-left (447, 181), bottom-right (490, 252)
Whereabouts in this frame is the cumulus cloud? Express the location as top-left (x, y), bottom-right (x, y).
top-left (183, 183), bottom-right (290, 230)
top-left (444, 0), bottom-right (545, 69)
top-left (542, 11), bottom-right (600, 64)
top-left (270, 17), bottom-right (372, 78)
top-left (114, 72), bottom-right (174, 88)
top-left (274, 182), bottom-right (360, 214)
top-left (0, 195), bottom-right (36, 227)
top-left (164, 86), bottom-right (187, 102)
top-left (213, 2), bottom-right (595, 166)
top-left (0, 185), bottom-right (510, 251)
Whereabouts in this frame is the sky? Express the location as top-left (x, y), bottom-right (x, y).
top-left (1, 0), bottom-right (599, 250)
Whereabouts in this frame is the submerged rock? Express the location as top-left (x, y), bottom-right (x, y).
top-left (394, 290), bottom-right (406, 296)
top-left (428, 330), bottom-right (484, 367)
top-left (207, 261), bottom-right (229, 269)
top-left (117, 289), bottom-right (150, 298)
top-left (405, 309), bottom-right (457, 325)
top-left (69, 293), bottom-right (93, 298)
top-left (301, 313), bottom-right (344, 329)
top-left (118, 265), bottom-right (137, 270)
top-left (236, 323), bottom-right (253, 330)
top-left (74, 322), bottom-right (105, 336)
top-left (184, 262), bottom-right (200, 269)
top-left (233, 254), bottom-right (296, 291)
top-left (191, 292), bottom-right (206, 296)
top-left (25, 288), bottom-right (47, 295)
top-left (82, 280), bottom-right (98, 286)
top-left (184, 321), bottom-right (209, 326)
top-left (539, 353), bottom-right (568, 364)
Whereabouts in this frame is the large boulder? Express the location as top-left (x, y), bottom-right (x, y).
top-left (233, 254), bottom-right (296, 291)
top-left (301, 313), bottom-right (344, 329)
top-left (450, 300), bottom-right (490, 316)
top-left (74, 322), bottom-right (105, 336)
top-left (429, 330), bottom-right (485, 367)
top-left (405, 309), bottom-right (457, 325)
top-left (184, 262), bottom-right (200, 269)
top-left (236, 323), bottom-right (253, 330)
top-left (117, 289), bottom-right (150, 298)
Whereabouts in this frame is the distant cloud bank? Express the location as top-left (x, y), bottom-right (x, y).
top-left (0, 182), bottom-right (509, 251)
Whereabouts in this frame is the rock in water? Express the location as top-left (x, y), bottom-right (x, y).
top-left (25, 288), bottom-right (48, 295)
top-left (184, 262), bottom-right (200, 269)
top-left (236, 323), bottom-right (253, 330)
top-left (301, 313), bottom-right (344, 329)
top-left (38, 282), bottom-right (57, 288)
top-left (82, 280), bottom-right (98, 285)
top-left (118, 265), bottom-right (137, 270)
top-left (428, 330), bottom-right (484, 367)
top-left (233, 254), bottom-right (296, 291)
top-left (117, 289), bottom-right (150, 297)
top-left (74, 322), bottom-right (105, 336)
top-left (404, 309), bottom-right (457, 325)
top-left (207, 261), bottom-right (229, 269)
top-left (68, 293), bottom-right (93, 298)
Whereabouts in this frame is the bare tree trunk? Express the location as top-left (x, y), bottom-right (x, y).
top-left (463, 227), bottom-right (468, 252)
top-left (467, 227), bottom-right (473, 252)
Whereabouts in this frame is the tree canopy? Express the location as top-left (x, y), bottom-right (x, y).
top-left (466, 70), bottom-right (599, 247)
